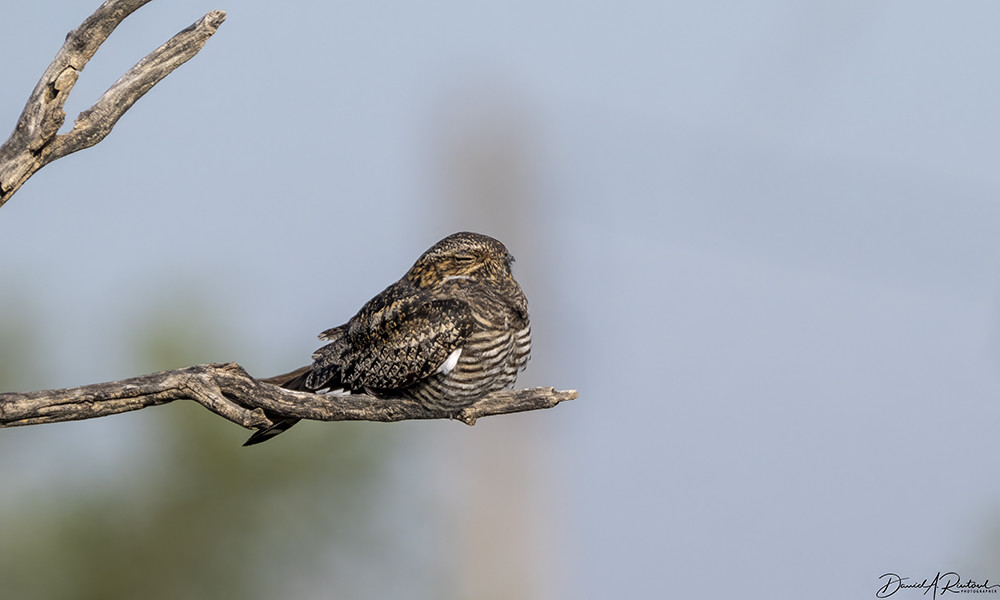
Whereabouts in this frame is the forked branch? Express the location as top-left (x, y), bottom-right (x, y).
top-left (0, 363), bottom-right (577, 435)
top-left (0, 2), bottom-right (577, 441)
top-left (0, 0), bottom-right (226, 207)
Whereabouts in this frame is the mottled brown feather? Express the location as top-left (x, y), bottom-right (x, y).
top-left (244, 231), bottom-right (531, 445)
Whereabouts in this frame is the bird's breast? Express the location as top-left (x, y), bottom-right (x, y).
top-left (406, 322), bottom-right (531, 412)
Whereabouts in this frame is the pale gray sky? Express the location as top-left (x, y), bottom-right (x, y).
top-left (2, 1), bottom-right (1000, 598)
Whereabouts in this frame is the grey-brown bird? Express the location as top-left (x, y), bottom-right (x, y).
top-left (244, 231), bottom-right (531, 446)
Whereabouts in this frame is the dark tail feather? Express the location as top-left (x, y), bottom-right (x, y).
top-left (259, 366), bottom-right (312, 388)
top-left (242, 417), bottom-right (301, 446)
top-left (242, 366), bottom-right (312, 447)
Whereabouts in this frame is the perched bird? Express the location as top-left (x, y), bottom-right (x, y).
top-left (244, 231), bottom-right (531, 446)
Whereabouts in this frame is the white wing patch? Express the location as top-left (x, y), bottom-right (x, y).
top-left (436, 347), bottom-right (463, 375)
top-left (315, 387), bottom-right (349, 395)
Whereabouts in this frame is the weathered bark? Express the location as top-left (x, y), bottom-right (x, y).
top-left (0, 363), bottom-right (577, 432)
top-left (0, 2), bottom-right (576, 441)
top-left (0, 0), bottom-right (226, 207)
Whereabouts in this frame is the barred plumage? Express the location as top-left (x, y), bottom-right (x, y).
top-left (244, 232), bottom-right (531, 446)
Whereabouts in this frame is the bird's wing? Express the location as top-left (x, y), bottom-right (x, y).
top-left (343, 296), bottom-right (474, 392)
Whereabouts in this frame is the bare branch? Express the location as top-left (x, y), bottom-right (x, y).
top-left (0, 2), bottom-right (577, 442)
top-left (0, 1), bottom-right (225, 207)
top-left (0, 363), bottom-right (577, 435)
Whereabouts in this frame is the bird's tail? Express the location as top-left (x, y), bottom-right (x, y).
top-left (242, 366), bottom-right (311, 446)
top-left (260, 366), bottom-right (312, 389)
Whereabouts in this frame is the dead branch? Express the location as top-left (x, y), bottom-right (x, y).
top-left (0, 2), bottom-right (576, 441)
top-left (0, 0), bottom-right (226, 207)
top-left (0, 363), bottom-right (577, 434)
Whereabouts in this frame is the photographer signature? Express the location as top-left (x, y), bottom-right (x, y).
top-left (878, 572), bottom-right (1000, 599)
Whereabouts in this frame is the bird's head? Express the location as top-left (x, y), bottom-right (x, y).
top-left (407, 231), bottom-right (516, 289)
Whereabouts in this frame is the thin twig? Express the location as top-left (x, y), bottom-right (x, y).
top-left (0, 0), bottom-right (225, 207)
top-left (0, 363), bottom-right (577, 433)
top-left (0, 3), bottom-right (577, 442)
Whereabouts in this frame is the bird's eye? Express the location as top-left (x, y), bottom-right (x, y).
top-left (454, 254), bottom-right (475, 263)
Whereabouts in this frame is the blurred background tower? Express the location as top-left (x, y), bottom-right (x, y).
top-left (4, 2), bottom-right (1000, 597)
top-left (428, 80), bottom-right (562, 600)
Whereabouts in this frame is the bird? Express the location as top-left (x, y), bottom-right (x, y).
top-left (243, 231), bottom-right (531, 446)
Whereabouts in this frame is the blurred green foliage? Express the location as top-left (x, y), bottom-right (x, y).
top-left (0, 296), bottom-right (42, 389)
top-left (0, 289), bottom-right (391, 600)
